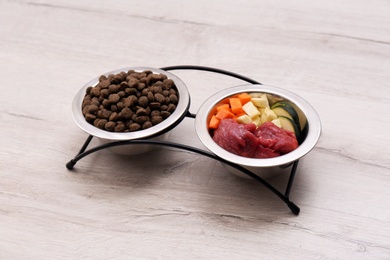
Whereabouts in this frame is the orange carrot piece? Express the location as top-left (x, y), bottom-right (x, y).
top-left (216, 109), bottom-right (235, 120)
top-left (208, 115), bottom-right (220, 129)
top-left (216, 103), bottom-right (231, 112)
top-left (229, 97), bottom-right (243, 114)
top-left (238, 93), bottom-right (252, 105)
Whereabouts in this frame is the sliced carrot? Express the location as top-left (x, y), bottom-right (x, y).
top-left (208, 115), bottom-right (220, 129)
top-left (216, 109), bottom-right (235, 120)
top-left (216, 103), bottom-right (231, 112)
top-left (229, 97), bottom-right (244, 114)
top-left (218, 98), bottom-right (230, 105)
top-left (238, 93), bottom-right (252, 105)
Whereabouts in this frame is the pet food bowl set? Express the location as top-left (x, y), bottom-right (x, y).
top-left (67, 65), bottom-right (322, 215)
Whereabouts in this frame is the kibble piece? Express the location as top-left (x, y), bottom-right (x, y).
top-left (145, 106), bottom-right (151, 115)
top-left (82, 105), bottom-right (90, 116)
top-left (100, 109), bottom-right (112, 119)
top-left (82, 100), bottom-right (91, 108)
top-left (147, 91), bottom-right (155, 102)
top-left (169, 94), bottom-right (178, 104)
top-left (110, 104), bottom-right (118, 112)
top-left (90, 99), bottom-right (100, 107)
top-left (86, 86), bottom-right (93, 95)
top-left (167, 103), bottom-right (176, 113)
top-left (129, 123), bottom-right (141, 131)
top-left (135, 116), bottom-right (149, 125)
top-left (83, 94), bottom-right (92, 101)
top-left (95, 119), bottom-right (107, 129)
top-left (102, 99), bottom-right (111, 108)
top-left (93, 118), bottom-right (100, 127)
top-left (136, 107), bottom-right (148, 117)
top-left (152, 85), bottom-right (162, 94)
top-left (108, 84), bottom-right (119, 94)
top-left (149, 102), bottom-right (161, 110)
top-left (105, 121), bottom-right (116, 131)
top-left (123, 97), bottom-right (131, 108)
top-left (107, 74), bottom-right (115, 83)
top-left (129, 95), bottom-right (138, 105)
top-left (117, 91), bottom-right (125, 98)
top-left (114, 123), bottom-right (126, 132)
top-left (98, 80), bottom-right (110, 89)
top-left (90, 87), bottom-right (101, 97)
top-left (109, 112), bottom-right (118, 121)
top-left (117, 102), bottom-right (124, 111)
top-left (138, 96), bottom-right (149, 107)
top-left (151, 110), bottom-right (160, 117)
top-left (162, 90), bottom-right (170, 97)
top-left (121, 107), bottom-right (133, 119)
top-left (154, 93), bottom-right (165, 103)
top-left (142, 121), bottom-right (153, 129)
top-left (151, 115), bottom-right (163, 125)
top-left (99, 75), bottom-right (107, 82)
top-left (85, 113), bottom-right (96, 122)
top-left (88, 104), bottom-right (99, 114)
top-left (161, 111), bottom-right (171, 119)
top-left (130, 72), bottom-right (140, 79)
top-left (108, 94), bottom-right (120, 103)
top-left (119, 82), bottom-right (129, 91)
top-left (150, 73), bottom-right (163, 83)
top-left (141, 88), bottom-right (149, 96)
top-left (131, 113), bottom-right (137, 121)
top-left (113, 74), bottom-right (123, 84)
top-left (119, 71), bottom-right (127, 81)
top-left (163, 79), bottom-right (174, 89)
top-left (128, 78), bottom-right (139, 88)
top-left (125, 87), bottom-right (137, 95)
top-left (138, 83), bottom-right (146, 90)
top-left (100, 89), bottom-right (109, 98)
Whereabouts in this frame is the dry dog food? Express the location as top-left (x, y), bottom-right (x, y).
top-left (81, 70), bottom-right (179, 132)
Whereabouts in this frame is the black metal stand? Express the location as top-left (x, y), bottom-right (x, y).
top-left (67, 65), bottom-right (301, 215)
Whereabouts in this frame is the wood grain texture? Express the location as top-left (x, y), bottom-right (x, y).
top-left (0, 0), bottom-right (389, 259)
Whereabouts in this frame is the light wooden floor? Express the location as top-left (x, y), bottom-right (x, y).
top-left (1, 0), bottom-right (389, 259)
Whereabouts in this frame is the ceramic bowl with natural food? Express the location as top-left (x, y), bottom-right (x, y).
top-left (72, 67), bottom-right (190, 155)
top-left (195, 84), bottom-right (321, 179)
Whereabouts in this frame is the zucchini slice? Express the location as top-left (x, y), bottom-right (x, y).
top-left (289, 102), bottom-right (307, 131)
top-left (278, 116), bottom-right (301, 141)
top-left (271, 101), bottom-right (301, 131)
top-left (272, 100), bottom-right (307, 131)
top-left (272, 106), bottom-right (293, 120)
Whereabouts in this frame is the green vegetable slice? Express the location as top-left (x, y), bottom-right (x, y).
top-left (271, 101), bottom-right (301, 131)
top-left (278, 116), bottom-right (301, 142)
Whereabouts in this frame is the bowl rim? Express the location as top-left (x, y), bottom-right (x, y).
top-left (72, 66), bottom-right (190, 140)
top-left (195, 84), bottom-right (322, 167)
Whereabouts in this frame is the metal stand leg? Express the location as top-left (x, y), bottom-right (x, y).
top-left (285, 160), bottom-right (300, 215)
top-left (66, 135), bottom-right (94, 170)
top-left (66, 137), bottom-right (301, 215)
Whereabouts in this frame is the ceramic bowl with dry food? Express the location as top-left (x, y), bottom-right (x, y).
top-left (195, 84), bottom-right (321, 179)
top-left (72, 67), bottom-right (190, 155)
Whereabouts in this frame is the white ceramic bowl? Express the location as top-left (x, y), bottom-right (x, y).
top-left (195, 84), bottom-right (321, 179)
top-left (72, 67), bottom-right (190, 155)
